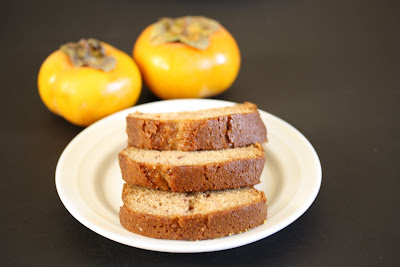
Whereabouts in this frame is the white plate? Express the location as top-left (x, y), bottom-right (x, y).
top-left (56, 99), bottom-right (322, 253)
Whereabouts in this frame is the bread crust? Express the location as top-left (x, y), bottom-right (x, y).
top-left (119, 194), bottom-right (267, 240)
top-left (126, 102), bottom-right (267, 151)
top-left (118, 145), bottom-right (266, 192)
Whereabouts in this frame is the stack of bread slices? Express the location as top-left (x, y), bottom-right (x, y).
top-left (118, 102), bottom-right (268, 240)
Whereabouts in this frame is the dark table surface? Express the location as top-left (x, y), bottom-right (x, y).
top-left (1, 0), bottom-right (399, 265)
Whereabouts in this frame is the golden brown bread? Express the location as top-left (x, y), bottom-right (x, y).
top-left (119, 184), bottom-right (267, 240)
top-left (126, 102), bottom-right (267, 151)
top-left (119, 101), bottom-right (268, 240)
top-left (118, 143), bottom-right (265, 192)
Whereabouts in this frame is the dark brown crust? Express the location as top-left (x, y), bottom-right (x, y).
top-left (118, 144), bottom-right (266, 192)
top-left (126, 102), bottom-right (267, 151)
top-left (119, 194), bottom-right (267, 240)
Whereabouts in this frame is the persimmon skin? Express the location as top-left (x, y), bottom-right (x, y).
top-left (38, 43), bottom-right (142, 127)
top-left (133, 25), bottom-right (241, 99)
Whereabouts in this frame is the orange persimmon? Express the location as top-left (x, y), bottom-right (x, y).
top-left (133, 16), bottom-right (241, 99)
top-left (38, 38), bottom-right (142, 126)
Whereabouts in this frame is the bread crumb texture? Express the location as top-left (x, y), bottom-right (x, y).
top-left (130, 102), bottom-right (257, 120)
top-left (120, 143), bottom-right (264, 166)
top-left (120, 184), bottom-right (267, 240)
top-left (126, 102), bottom-right (267, 151)
top-left (118, 143), bottom-right (266, 192)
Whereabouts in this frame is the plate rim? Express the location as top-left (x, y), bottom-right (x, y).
top-left (55, 99), bottom-right (322, 253)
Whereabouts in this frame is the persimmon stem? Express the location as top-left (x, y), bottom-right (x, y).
top-left (60, 38), bottom-right (116, 71)
top-left (149, 16), bottom-right (220, 50)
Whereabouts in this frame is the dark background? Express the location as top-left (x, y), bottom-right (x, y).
top-left (1, 0), bottom-right (399, 265)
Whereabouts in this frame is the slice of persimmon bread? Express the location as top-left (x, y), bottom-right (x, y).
top-left (119, 184), bottom-right (267, 240)
top-left (126, 102), bottom-right (267, 151)
top-left (118, 143), bottom-right (266, 192)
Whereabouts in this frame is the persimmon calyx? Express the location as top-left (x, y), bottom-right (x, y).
top-left (60, 38), bottom-right (116, 71)
top-left (150, 16), bottom-right (220, 50)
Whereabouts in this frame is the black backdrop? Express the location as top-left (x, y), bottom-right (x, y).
top-left (1, 0), bottom-right (399, 265)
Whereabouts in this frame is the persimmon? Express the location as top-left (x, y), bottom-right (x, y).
top-left (133, 16), bottom-right (241, 99)
top-left (38, 38), bottom-right (142, 126)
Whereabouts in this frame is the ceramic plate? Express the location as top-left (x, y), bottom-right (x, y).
top-left (56, 99), bottom-right (322, 253)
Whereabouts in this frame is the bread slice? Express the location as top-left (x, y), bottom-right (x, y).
top-left (126, 102), bottom-right (267, 151)
top-left (119, 184), bottom-right (267, 240)
top-left (118, 143), bottom-right (265, 192)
